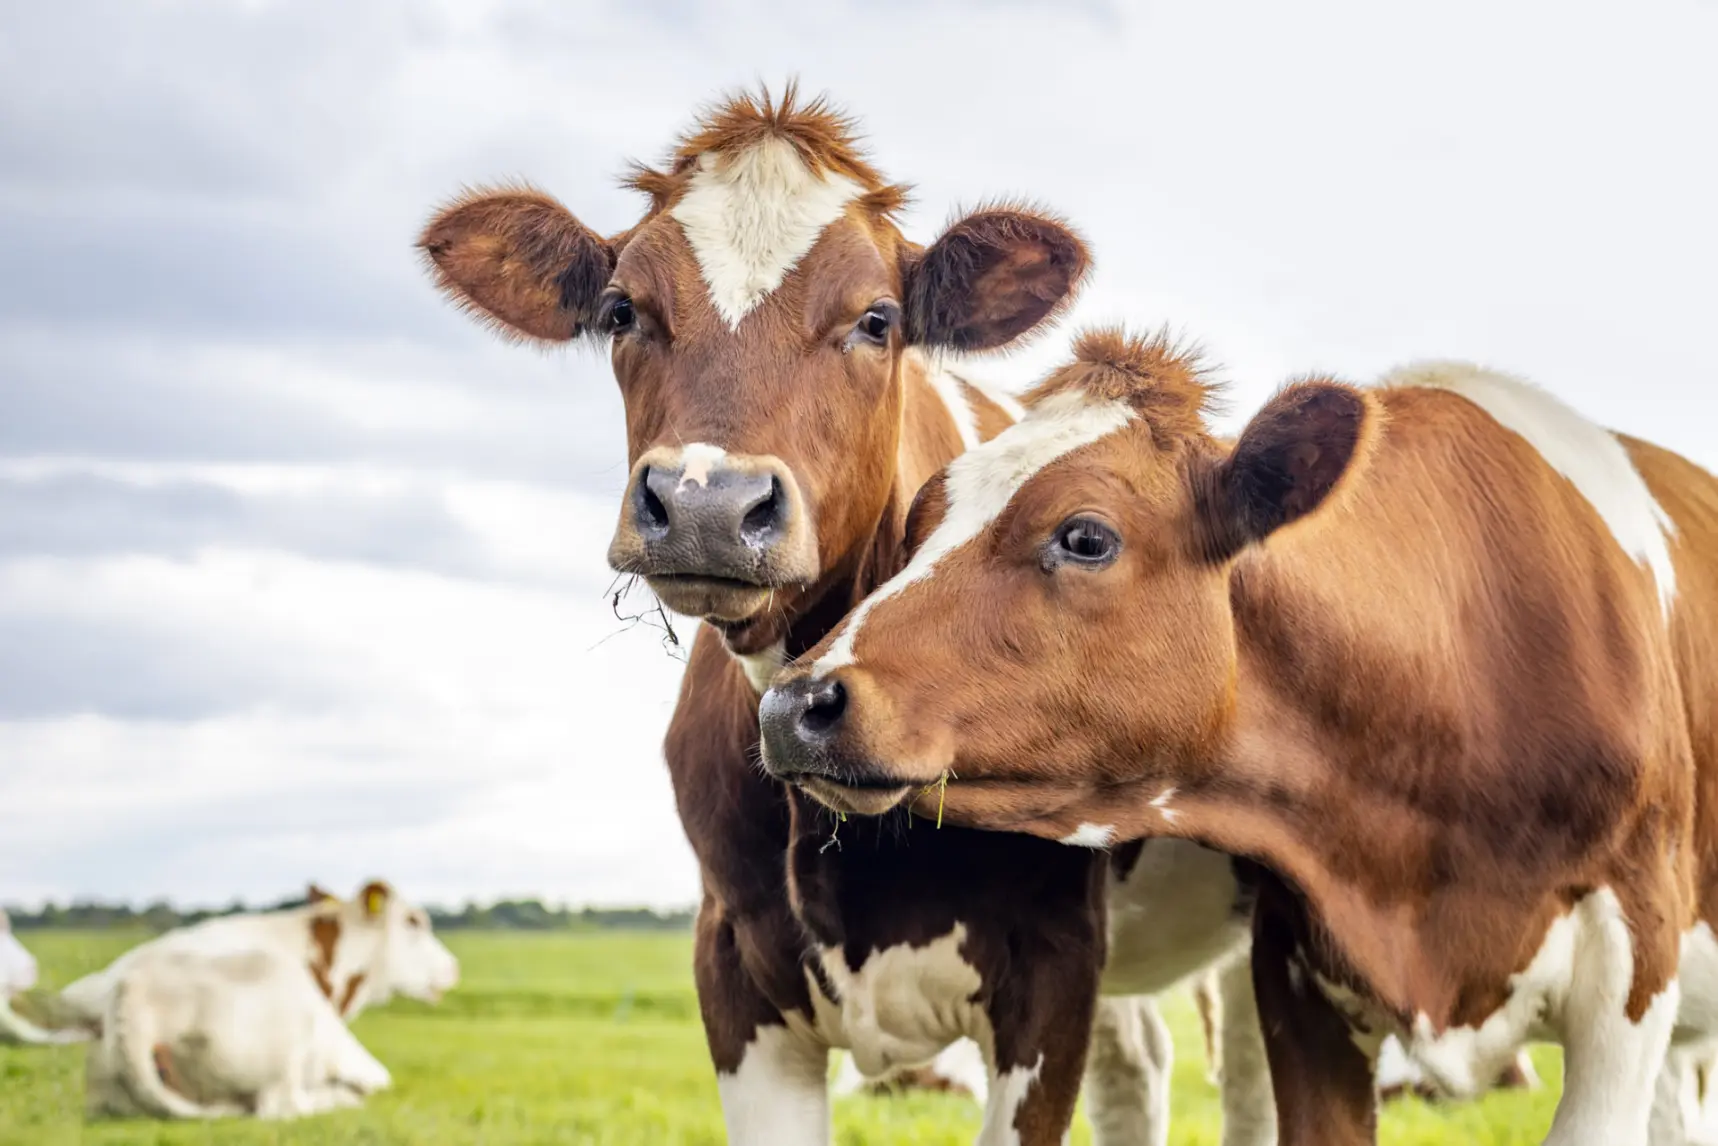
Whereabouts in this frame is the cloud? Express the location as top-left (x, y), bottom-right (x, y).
top-left (1, 0), bottom-right (1715, 908)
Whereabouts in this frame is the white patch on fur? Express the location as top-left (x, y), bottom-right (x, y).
top-left (716, 1024), bottom-right (831, 1145)
top-left (1100, 841), bottom-right (1250, 997)
top-left (1349, 888), bottom-right (1675, 1145)
top-left (671, 138), bottom-right (865, 329)
top-left (738, 640), bottom-right (787, 695)
top-left (1386, 361), bottom-right (1678, 616)
top-left (816, 925), bottom-right (986, 1080)
top-left (817, 389), bottom-right (1134, 672)
top-left (978, 1054), bottom-right (1044, 1146)
top-left (1149, 788), bottom-right (1179, 825)
top-left (965, 377), bottom-right (1027, 423)
top-left (677, 442), bottom-right (727, 489)
top-left (1060, 823), bottom-right (1115, 849)
top-left (914, 354), bottom-right (981, 451)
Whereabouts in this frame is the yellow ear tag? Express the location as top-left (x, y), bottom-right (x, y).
top-left (365, 889), bottom-right (386, 916)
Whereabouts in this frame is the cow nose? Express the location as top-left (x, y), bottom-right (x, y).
top-left (636, 462), bottom-right (786, 554)
top-left (759, 674), bottom-right (849, 777)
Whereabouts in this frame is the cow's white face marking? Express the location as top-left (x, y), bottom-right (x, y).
top-left (817, 389), bottom-right (1135, 673)
top-left (977, 1053), bottom-right (1044, 1146)
top-left (671, 138), bottom-right (865, 329)
top-left (738, 640), bottom-right (787, 695)
top-left (0, 912), bottom-right (37, 996)
top-left (716, 1024), bottom-right (831, 1145)
top-left (1060, 823), bottom-right (1115, 849)
top-left (677, 442), bottom-right (728, 490)
top-left (1385, 361), bottom-right (1678, 616)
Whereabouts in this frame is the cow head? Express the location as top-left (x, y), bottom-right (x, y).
top-left (313, 881), bottom-right (459, 1013)
top-left (759, 328), bottom-right (1373, 832)
top-left (420, 85), bottom-right (1089, 657)
top-left (0, 909), bottom-right (38, 998)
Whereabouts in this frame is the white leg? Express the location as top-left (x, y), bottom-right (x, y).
top-left (1651, 1048), bottom-right (1699, 1146)
top-left (254, 1083), bottom-right (315, 1121)
top-left (1082, 995), bottom-right (1170, 1146)
top-left (1545, 897), bottom-right (1679, 1146)
top-left (715, 1024), bottom-right (830, 1145)
top-left (978, 1051), bottom-right (1048, 1146)
top-left (1215, 952), bottom-right (1277, 1146)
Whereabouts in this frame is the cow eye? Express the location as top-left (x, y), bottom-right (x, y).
top-left (846, 304), bottom-right (897, 349)
top-left (608, 296), bottom-right (636, 334)
top-left (1050, 516), bottom-right (1121, 568)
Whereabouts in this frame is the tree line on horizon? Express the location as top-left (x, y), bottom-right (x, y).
top-left (2, 895), bottom-right (694, 933)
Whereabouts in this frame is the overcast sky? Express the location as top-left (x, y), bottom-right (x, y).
top-left (2, 0), bottom-right (1715, 909)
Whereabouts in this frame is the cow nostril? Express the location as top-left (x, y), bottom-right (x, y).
top-left (798, 679), bottom-right (847, 738)
top-left (740, 476), bottom-right (785, 544)
top-left (637, 469), bottom-right (670, 535)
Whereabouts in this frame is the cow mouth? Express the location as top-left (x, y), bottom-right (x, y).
top-left (794, 775), bottom-right (914, 816)
top-left (642, 573), bottom-right (779, 623)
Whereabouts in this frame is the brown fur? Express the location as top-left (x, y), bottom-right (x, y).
top-left (308, 914), bottom-right (340, 1001)
top-left (771, 325), bottom-right (1712, 1142)
top-left (418, 86), bottom-right (1102, 1141)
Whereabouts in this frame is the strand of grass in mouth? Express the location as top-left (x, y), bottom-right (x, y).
top-left (918, 771), bottom-right (951, 829)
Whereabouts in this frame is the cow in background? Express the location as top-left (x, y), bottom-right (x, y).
top-left (1, 907), bottom-right (87, 1046)
top-left (82, 881), bottom-right (457, 1120)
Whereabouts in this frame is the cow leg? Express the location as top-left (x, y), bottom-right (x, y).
top-left (1082, 995), bottom-right (1170, 1146)
top-left (1650, 1048), bottom-right (1702, 1146)
top-left (980, 932), bottom-right (1104, 1146)
top-left (1548, 976), bottom-right (1678, 1144)
top-left (1250, 911), bottom-right (1376, 1146)
top-left (1215, 950), bottom-right (1277, 1146)
top-left (695, 911), bottom-right (829, 1145)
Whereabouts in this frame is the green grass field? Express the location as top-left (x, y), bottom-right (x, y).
top-left (1, 930), bottom-right (1563, 1144)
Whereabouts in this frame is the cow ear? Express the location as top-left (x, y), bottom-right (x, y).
top-left (1198, 380), bottom-right (1371, 561)
top-left (359, 881), bottom-right (391, 918)
top-left (904, 205), bottom-right (1091, 352)
top-left (306, 883), bottom-right (336, 905)
top-left (418, 186), bottom-right (618, 345)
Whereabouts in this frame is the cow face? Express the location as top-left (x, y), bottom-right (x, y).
top-left (351, 882), bottom-right (460, 1004)
top-left (419, 86), bottom-right (1088, 656)
top-left (0, 910), bottom-right (38, 998)
top-left (760, 329), bottom-right (1371, 826)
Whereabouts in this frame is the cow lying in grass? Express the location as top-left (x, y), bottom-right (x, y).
top-left (762, 328), bottom-right (1718, 1145)
top-left (1, 908), bottom-right (87, 1046)
top-left (76, 881), bottom-right (458, 1121)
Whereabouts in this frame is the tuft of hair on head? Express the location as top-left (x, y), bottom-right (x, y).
top-left (619, 79), bottom-right (910, 224)
top-left (1028, 326), bottom-right (1221, 444)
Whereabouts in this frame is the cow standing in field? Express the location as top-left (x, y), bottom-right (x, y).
top-left (759, 327), bottom-right (1718, 1145)
top-left (72, 881), bottom-right (459, 1120)
top-left (1, 907), bottom-right (86, 1046)
top-left (419, 86), bottom-right (1273, 1145)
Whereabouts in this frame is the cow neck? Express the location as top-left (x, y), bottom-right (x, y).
top-left (304, 908), bottom-right (377, 1020)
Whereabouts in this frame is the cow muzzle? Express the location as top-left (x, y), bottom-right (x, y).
top-left (608, 444), bottom-right (818, 622)
top-left (759, 670), bottom-right (933, 815)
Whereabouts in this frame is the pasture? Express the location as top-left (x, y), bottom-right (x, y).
top-left (2, 930), bottom-right (1562, 1145)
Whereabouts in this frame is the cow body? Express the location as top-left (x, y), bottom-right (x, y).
top-left (85, 946), bottom-right (391, 1120)
top-left (761, 330), bottom-right (1718, 1145)
top-left (71, 882), bottom-right (457, 1121)
top-left (421, 89), bottom-right (1275, 1145)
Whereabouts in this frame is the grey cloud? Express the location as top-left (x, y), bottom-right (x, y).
top-left (0, 472), bottom-right (488, 576)
top-left (0, 610), bottom-right (348, 721)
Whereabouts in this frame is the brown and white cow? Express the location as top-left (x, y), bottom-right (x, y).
top-left (761, 327), bottom-right (1718, 1145)
top-left (419, 89), bottom-right (1273, 1145)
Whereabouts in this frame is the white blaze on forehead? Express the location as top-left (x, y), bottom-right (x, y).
top-left (816, 388), bottom-right (1135, 673)
top-left (671, 137), bottom-right (866, 329)
top-left (1384, 361), bottom-right (1678, 617)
